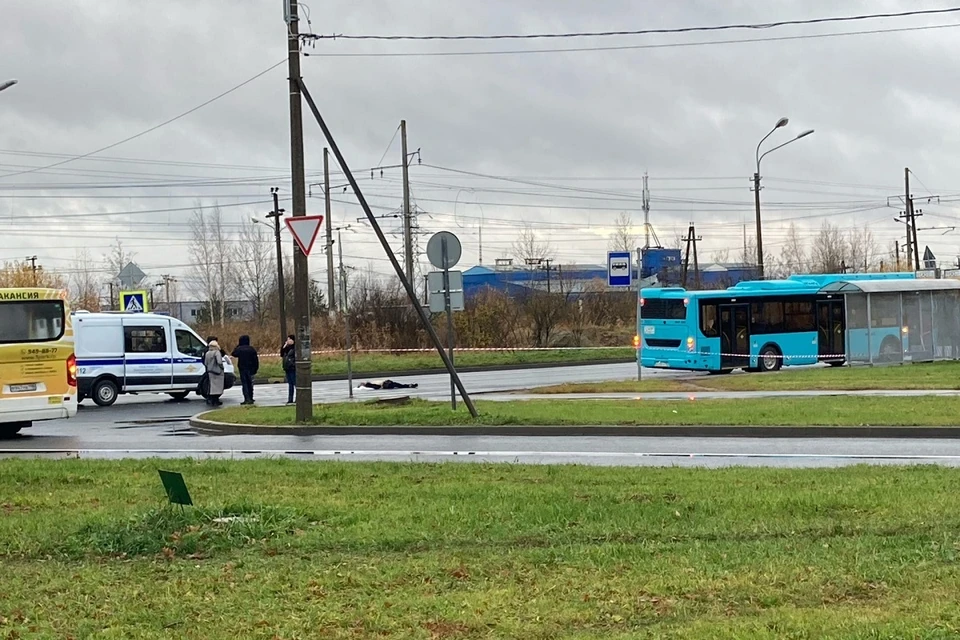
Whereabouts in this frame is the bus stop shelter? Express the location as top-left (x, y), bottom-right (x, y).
top-left (819, 279), bottom-right (960, 365)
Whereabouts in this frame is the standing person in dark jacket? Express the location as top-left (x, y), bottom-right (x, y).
top-left (280, 335), bottom-right (296, 405)
top-left (231, 335), bottom-right (259, 405)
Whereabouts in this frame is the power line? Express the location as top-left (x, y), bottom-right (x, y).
top-left (303, 22), bottom-right (960, 58)
top-left (0, 59), bottom-right (286, 181)
top-left (306, 7), bottom-right (960, 40)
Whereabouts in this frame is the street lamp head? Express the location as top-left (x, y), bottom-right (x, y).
top-left (796, 129), bottom-right (815, 139)
top-left (775, 117), bottom-right (789, 128)
top-left (0, 79), bottom-right (18, 93)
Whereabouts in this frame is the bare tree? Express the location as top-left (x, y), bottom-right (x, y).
top-left (608, 212), bottom-right (637, 253)
top-left (810, 220), bottom-right (848, 273)
top-left (778, 222), bottom-right (808, 274)
top-left (70, 249), bottom-right (102, 311)
top-left (188, 203), bottom-right (233, 326)
top-left (710, 247), bottom-right (731, 264)
top-left (233, 221), bottom-right (274, 326)
top-left (736, 234), bottom-right (757, 267)
top-left (846, 226), bottom-right (880, 273)
top-left (103, 237), bottom-right (136, 279)
top-left (512, 223), bottom-right (554, 264)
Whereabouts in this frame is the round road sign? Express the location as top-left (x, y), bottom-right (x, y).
top-left (426, 231), bottom-right (462, 270)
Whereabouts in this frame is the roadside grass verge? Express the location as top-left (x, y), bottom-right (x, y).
top-left (533, 360), bottom-right (960, 394)
top-left (206, 395), bottom-right (960, 427)
top-left (256, 347), bottom-right (634, 379)
top-left (4, 460), bottom-right (960, 637)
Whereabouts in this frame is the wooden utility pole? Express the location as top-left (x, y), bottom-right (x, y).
top-left (895, 240), bottom-right (901, 271)
top-left (401, 120), bottom-right (413, 284)
top-left (324, 148), bottom-right (335, 312)
top-left (285, 0), bottom-right (312, 422)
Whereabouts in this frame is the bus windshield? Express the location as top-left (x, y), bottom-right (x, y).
top-left (0, 300), bottom-right (66, 344)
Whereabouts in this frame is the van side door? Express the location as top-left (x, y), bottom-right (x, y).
top-left (121, 319), bottom-right (174, 390)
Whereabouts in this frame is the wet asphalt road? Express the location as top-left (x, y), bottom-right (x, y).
top-left (3, 363), bottom-right (958, 468)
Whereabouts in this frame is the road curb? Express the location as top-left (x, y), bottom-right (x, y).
top-left (188, 414), bottom-right (960, 438)
top-left (252, 357), bottom-right (634, 385)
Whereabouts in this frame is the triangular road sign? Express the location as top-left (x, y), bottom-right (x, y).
top-left (125, 297), bottom-right (143, 312)
top-left (285, 215), bottom-right (324, 256)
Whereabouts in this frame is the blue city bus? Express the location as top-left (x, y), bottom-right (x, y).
top-left (637, 272), bottom-right (917, 373)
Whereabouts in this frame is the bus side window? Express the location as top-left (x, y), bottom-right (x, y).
top-left (700, 303), bottom-right (718, 337)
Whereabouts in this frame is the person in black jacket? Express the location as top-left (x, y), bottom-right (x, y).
top-left (280, 335), bottom-right (296, 405)
top-left (231, 335), bottom-right (260, 405)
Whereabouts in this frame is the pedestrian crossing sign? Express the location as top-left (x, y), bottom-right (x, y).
top-left (120, 290), bottom-right (149, 313)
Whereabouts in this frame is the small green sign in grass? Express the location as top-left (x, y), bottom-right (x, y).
top-left (158, 470), bottom-right (192, 508)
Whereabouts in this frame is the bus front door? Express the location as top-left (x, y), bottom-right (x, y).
top-left (817, 300), bottom-right (845, 362)
top-left (719, 303), bottom-right (750, 370)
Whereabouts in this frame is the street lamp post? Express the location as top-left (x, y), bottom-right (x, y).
top-left (753, 118), bottom-right (814, 278)
top-left (0, 79), bottom-right (17, 93)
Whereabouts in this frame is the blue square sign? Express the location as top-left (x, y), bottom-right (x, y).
top-left (607, 251), bottom-right (633, 288)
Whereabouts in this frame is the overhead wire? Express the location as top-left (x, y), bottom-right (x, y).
top-left (302, 23), bottom-right (960, 58)
top-left (0, 59), bottom-right (287, 181)
top-left (307, 7), bottom-right (960, 40)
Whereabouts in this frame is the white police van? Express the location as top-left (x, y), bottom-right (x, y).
top-left (72, 311), bottom-right (235, 406)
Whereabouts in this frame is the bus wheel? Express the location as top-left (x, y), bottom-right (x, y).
top-left (758, 345), bottom-right (782, 372)
top-left (93, 379), bottom-right (119, 407)
top-left (168, 391), bottom-right (190, 401)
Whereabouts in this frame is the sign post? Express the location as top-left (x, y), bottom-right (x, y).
top-left (284, 214), bottom-right (324, 417)
top-left (636, 248), bottom-right (642, 381)
top-left (427, 231), bottom-right (463, 410)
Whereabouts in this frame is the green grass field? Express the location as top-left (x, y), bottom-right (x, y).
top-left (4, 460), bottom-right (960, 638)
top-left (207, 395), bottom-right (960, 427)
top-left (256, 347), bottom-right (634, 379)
top-left (532, 360), bottom-right (960, 394)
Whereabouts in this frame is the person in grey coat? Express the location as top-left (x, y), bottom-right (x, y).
top-left (203, 340), bottom-right (225, 406)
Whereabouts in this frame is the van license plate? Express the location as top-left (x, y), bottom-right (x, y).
top-left (10, 384), bottom-right (37, 393)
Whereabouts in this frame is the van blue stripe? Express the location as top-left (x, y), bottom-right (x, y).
top-left (77, 357), bottom-right (204, 366)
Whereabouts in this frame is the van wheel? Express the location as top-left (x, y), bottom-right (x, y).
top-left (92, 379), bottom-right (119, 407)
top-left (168, 391), bottom-right (190, 401)
top-left (0, 422), bottom-right (28, 438)
top-left (758, 345), bottom-right (782, 372)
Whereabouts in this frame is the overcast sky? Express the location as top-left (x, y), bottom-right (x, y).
top-left (4, 0), bottom-right (960, 298)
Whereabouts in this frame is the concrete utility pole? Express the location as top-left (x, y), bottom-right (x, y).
top-left (336, 226), bottom-right (353, 398)
top-left (642, 172), bottom-right (650, 249)
top-left (266, 187), bottom-right (287, 347)
top-left (285, 0), bottom-right (313, 422)
top-left (401, 119), bottom-right (413, 283)
top-left (324, 148), bottom-right (335, 312)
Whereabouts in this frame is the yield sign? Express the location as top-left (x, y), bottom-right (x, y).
top-left (285, 215), bottom-right (324, 256)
